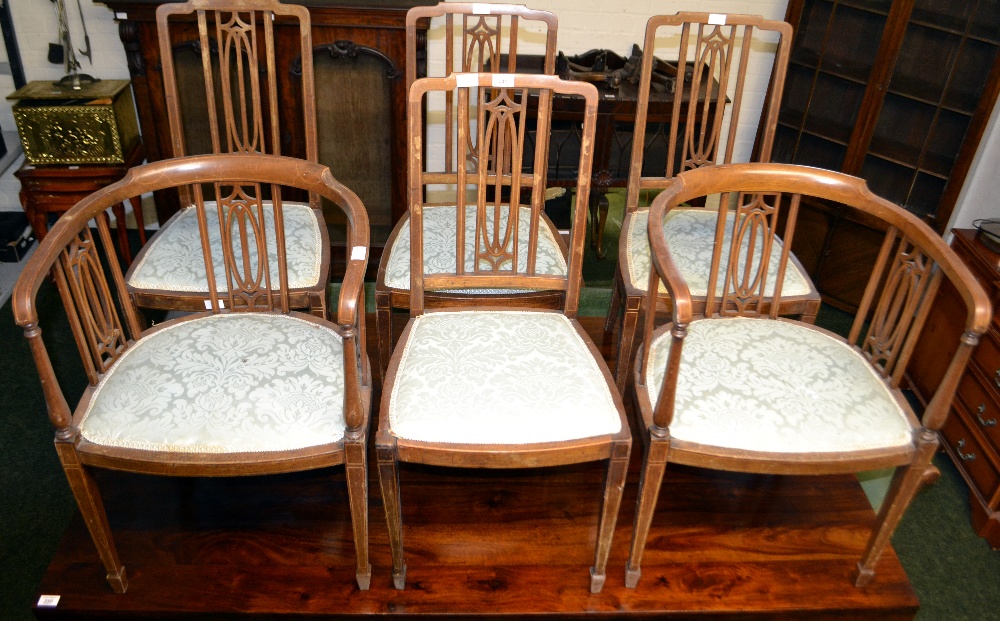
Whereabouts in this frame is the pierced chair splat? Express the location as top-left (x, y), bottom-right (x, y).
top-left (626, 162), bottom-right (992, 589)
top-left (375, 2), bottom-right (560, 382)
top-left (125, 0), bottom-right (330, 317)
top-left (13, 154), bottom-right (373, 593)
top-left (603, 12), bottom-right (820, 394)
top-left (376, 72), bottom-right (631, 594)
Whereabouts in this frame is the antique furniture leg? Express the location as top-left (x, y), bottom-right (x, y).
top-left (590, 442), bottom-right (631, 593)
top-left (344, 436), bottom-right (371, 590)
top-left (55, 440), bottom-right (128, 593)
top-left (377, 441), bottom-right (406, 589)
top-left (614, 293), bottom-right (643, 393)
top-left (589, 191), bottom-right (609, 259)
top-left (625, 436), bottom-right (670, 589)
top-left (375, 290), bottom-right (393, 384)
top-left (855, 431), bottom-right (939, 587)
top-left (604, 268), bottom-right (624, 342)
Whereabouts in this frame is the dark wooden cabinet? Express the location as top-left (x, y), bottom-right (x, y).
top-left (910, 229), bottom-right (1000, 547)
top-left (99, 0), bottom-right (433, 275)
top-left (767, 0), bottom-right (1000, 311)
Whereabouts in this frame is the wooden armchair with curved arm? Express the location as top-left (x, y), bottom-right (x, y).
top-left (13, 154), bottom-right (372, 592)
top-left (627, 163), bottom-right (991, 589)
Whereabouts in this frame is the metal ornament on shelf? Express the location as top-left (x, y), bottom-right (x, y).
top-left (52, 0), bottom-right (98, 90)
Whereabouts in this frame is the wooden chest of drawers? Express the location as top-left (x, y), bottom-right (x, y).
top-left (910, 229), bottom-right (1000, 547)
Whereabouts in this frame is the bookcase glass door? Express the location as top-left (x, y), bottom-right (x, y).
top-left (773, 0), bottom-right (891, 172)
top-left (859, 0), bottom-right (1000, 221)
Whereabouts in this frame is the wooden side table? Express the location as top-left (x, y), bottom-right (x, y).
top-left (15, 143), bottom-right (147, 263)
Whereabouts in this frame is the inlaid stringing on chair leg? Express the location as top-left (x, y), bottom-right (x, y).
top-left (55, 440), bottom-right (128, 593)
top-left (377, 442), bottom-right (407, 589)
top-left (375, 291), bottom-right (392, 384)
top-left (344, 436), bottom-right (371, 590)
top-left (626, 436), bottom-right (671, 589)
top-left (590, 441), bottom-right (631, 593)
top-left (855, 430), bottom-right (938, 587)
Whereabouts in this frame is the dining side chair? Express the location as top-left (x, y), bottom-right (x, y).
top-left (627, 162), bottom-right (991, 588)
top-left (375, 2), bottom-right (559, 382)
top-left (13, 154), bottom-right (373, 592)
top-left (376, 73), bottom-right (631, 594)
top-left (603, 12), bottom-right (820, 394)
top-left (125, 0), bottom-right (330, 317)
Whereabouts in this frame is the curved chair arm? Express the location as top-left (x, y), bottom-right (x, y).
top-left (14, 154), bottom-right (371, 435)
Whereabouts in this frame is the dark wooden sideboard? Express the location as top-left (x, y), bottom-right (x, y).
top-left (909, 229), bottom-right (1000, 547)
top-left (98, 0), bottom-right (434, 275)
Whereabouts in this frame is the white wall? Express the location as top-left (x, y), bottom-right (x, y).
top-left (948, 97), bottom-right (1000, 231)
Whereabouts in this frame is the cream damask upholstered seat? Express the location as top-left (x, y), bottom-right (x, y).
top-left (626, 162), bottom-right (991, 590)
top-left (388, 311), bottom-right (620, 444)
top-left (644, 317), bottom-right (912, 454)
top-left (377, 74), bottom-right (631, 595)
top-left (625, 208), bottom-right (813, 298)
top-left (375, 2), bottom-right (560, 382)
top-left (79, 313), bottom-right (347, 453)
top-left (14, 154), bottom-right (373, 593)
top-left (128, 203), bottom-right (324, 295)
top-left (382, 205), bottom-right (567, 291)
top-left (604, 13), bottom-right (820, 394)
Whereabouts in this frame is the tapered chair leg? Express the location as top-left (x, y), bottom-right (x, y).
top-left (625, 437), bottom-right (670, 589)
top-left (376, 442), bottom-right (406, 589)
top-left (56, 442), bottom-right (128, 593)
top-left (375, 291), bottom-right (393, 385)
top-left (614, 295), bottom-right (643, 394)
top-left (604, 268), bottom-right (624, 340)
top-left (855, 433), bottom-right (938, 587)
top-left (344, 437), bottom-right (371, 590)
top-left (590, 442), bottom-right (631, 593)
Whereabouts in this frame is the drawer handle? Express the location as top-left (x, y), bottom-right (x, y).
top-left (995, 368), bottom-right (1000, 389)
top-left (976, 404), bottom-right (997, 427)
top-left (956, 439), bottom-right (976, 462)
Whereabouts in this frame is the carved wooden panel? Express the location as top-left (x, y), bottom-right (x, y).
top-left (57, 222), bottom-right (129, 382)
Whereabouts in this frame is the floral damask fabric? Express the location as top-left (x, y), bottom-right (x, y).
top-left (389, 311), bottom-right (622, 444)
top-left (79, 313), bottom-right (347, 453)
top-left (383, 205), bottom-right (567, 291)
top-left (626, 208), bottom-right (813, 297)
top-left (645, 317), bottom-right (912, 453)
top-left (127, 202), bottom-right (323, 293)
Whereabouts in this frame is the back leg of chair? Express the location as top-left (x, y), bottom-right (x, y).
top-left (375, 291), bottom-right (393, 385)
top-left (614, 294), bottom-right (643, 394)
top-left (604, 269), bottom-right (624, 342)
top-left (800, 299), bottom-right (821, 325)
top-left (625, 436), bottom-right (670, 589)
top-left (376, 441), bottom-right (406, 589)
top-left (590, 441), bottom-right (631, 593)
top-left (55, 441), bottom-right (128, 593)
top-left (855, 431), bottom-right (938, 587)
top-left (344, 434), bottom-right (371, 590)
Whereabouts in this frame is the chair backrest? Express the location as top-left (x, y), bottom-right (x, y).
top-left (406, 3), bottom-right (557, 174)
top-left (407, 73), bottom-right (598, 316)
top-left (642, 162), bottom-right (992, 430)
top-left (156, 0), bottom-right (318, 198)
top-left (13, 155), bottom-right (369, 417)
top-left (625, 12), bottom-right (792, 211)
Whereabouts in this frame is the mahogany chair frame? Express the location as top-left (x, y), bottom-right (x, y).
top-left (376, 73), bottom-right (631, 593)
top-left (603, 12), bottom-right (820, 393)
top-left (627, 162), bottom-right (992, 588)
top-left (13, 154), bottom-right (372, 593)
top-left (125, 0), bottom-right (330, 317)
top-left (375, 2), bottom-right (560, 382)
